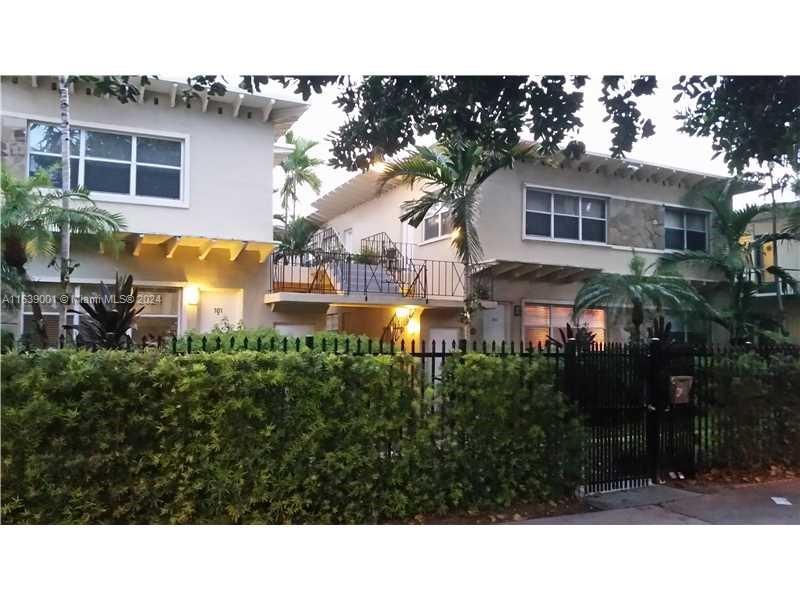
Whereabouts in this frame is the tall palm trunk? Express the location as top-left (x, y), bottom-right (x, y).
top-left (58, 76), bottom-right (72, 336)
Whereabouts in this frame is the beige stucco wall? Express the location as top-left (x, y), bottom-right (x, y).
top-left (325, 184), bottom-right (409, 251)
top-left (1, 78), bottom-right (275, 243)
top-left (319, 160), bottom-right (720, 275)
top-left (475, 161), bottom-right (707, 274)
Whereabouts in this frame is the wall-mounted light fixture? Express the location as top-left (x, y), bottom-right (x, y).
top-left (184, 285), bottom-right (200, 305)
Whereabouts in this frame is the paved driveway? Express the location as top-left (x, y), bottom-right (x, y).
top-left (522, 479), bottom-right (800, 524)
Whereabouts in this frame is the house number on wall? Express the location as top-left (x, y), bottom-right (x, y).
top-left (214, 307), bottom-right (224, 315)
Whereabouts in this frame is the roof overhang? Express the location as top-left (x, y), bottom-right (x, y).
top-left (523, 144), bottom-right (732, 189)
top-left (9, 76), bottom-right (309, 140)
top-left (308, 169), bottom-right (400, 225)
top-left (116, 233), bottom-right (274, 263)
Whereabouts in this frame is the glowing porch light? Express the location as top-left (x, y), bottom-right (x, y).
top-left (406, 317), bottom-right (421, 335)
top-left (184, 285), bottom-right (200, 305)
top-left (394, 306), bottom-right (410, 320)
top-left (451, 227), bottom-right (461, 240)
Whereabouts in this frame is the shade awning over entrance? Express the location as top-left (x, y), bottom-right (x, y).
top-left (475, 260), bottom-right (600, 284)
top-left (116, 233), bottom-right (274, 263)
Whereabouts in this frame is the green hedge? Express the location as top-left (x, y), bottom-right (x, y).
top-left (703, 353), bottom-right (800, 469)
top-left (1, 350), bottom-right (583, 524)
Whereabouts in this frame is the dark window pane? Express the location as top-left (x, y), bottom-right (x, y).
top-left (85, 131), bottom-right (131, 160)
top-left (554, 215), bottom-right (579, 239)
top-left (581, 197), bottom-right (605, 219)
top-left (439, 212), bottom-right (453, 236)
top-left (84, 160), bottom-right (130, 194)
top-left (554, 194), bottom-right (579, 215)
top-left (137, 137), bottom-right (181, 166)
top-left (582, 218), bottom-right (606, 242)
top-left (526, 212), bottom-right (550, 236)
top-left (686, 212), bottom-right (707, 232)
top-left (686, 231), bottom-right (706, 251)
top-left (665, 208), bottom-right (684, 229)
top-left (28, 122), bottom-right (79, 155)
top-left (29, 155), bottom-right (79, 189)
top-left (525, 189), bottom-right (550, 212)
top-left (136, 166), bottom-right (180, 199)
top-left (665, 228), bottom-right (685, 250)
top-left (423, 216), bottom-right (439, 240)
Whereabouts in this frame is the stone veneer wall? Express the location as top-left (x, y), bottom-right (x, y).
top-left (1, 115), bottom-right (28, 178)
top-left (607, 198), bottom-right (665, 250)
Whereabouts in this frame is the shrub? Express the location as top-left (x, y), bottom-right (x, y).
top-left (703, 353), bottom-right (800, 469)
top-left (1, 350), bottom-right (582, 524)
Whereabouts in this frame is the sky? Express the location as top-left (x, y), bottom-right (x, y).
top-left (270, 77), bottom-right (798, 216)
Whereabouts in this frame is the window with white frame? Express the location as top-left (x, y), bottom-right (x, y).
top-left (21, 283), bottom-right (66, 348)
top-left (422, 206), bottom-right (453, 241)
top-left (664, 207), bottom-right (707, 251)
top-left (523, 303), bottom-right (606, 348)
top-left (524, 188), bottom-right (607, 243)
top-left (21, 283), bottom-right (181, 346)
top-left (27, 122), bottom-right (183, 200)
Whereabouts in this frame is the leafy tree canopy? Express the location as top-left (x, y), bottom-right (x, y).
top-left (73, 75), bottom-right (800, 175)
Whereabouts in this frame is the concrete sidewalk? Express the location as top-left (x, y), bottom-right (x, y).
top-left (522, 479), bottom-right (800, 524)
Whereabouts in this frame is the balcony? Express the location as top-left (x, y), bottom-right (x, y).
top-left (267, 231), bottom-right (491, 303)
top-left (745, 268), bottom-right (800, 296)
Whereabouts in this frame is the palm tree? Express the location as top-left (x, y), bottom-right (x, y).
top-left (658, 179), bottom-right (797, 342)
top-left (573, 253), bottom-right (707, 343)
top-left (1, 168), bottom-right (125, 346)
top-left (278, 132), bottom-right (324, 222)
top-left (274, 216), bottom-right (318, 256)
top-left (376, 139), bottom-right (535, 334)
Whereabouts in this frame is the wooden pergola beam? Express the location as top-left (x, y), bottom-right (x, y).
top-left (232, 93), bottom-right (244, 119)
top-left (169, 83), bottom-right (179, 108)
top-left (163, 236), bottom-right (181, 259)
top-left (129, 234), bottom-right (145, 257)
top-left (492, 262), bottom-right (525, 277)
top-left (197, 239), bottom-right (216, 261)
top-left (229, 241), bottom-right (247, 262)
top-left (262, 99), bottom-right (276, 122)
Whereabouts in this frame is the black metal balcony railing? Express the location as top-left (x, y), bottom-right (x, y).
top-left (268, 250), bottom-right (479, 300)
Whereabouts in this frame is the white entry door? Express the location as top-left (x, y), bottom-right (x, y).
top-left (482, 303), bottom-right (507, 346)
top-left (198, 289), bottom-right (244, 332)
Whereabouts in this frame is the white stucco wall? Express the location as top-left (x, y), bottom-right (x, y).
top-left (1, 78), bottom-right (276, 242)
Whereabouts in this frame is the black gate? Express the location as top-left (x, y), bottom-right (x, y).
top-left (563, 339), bottom-right (696, 494)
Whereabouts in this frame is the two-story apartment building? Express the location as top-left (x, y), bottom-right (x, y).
top-left (1, 75), bottom-right (308, 344)
top-left (266, 151), bottom-right (731, 347)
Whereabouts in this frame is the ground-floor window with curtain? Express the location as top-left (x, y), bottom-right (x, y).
top-left (523, 302), bottom-right (606, 347)
top-left (22, 283), bottom-right (181, 346)
top-left (20, 283), bottom-right (65, 348)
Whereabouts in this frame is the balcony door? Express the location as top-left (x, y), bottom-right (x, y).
top-left (341, 228), bottom-right (353, 253)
